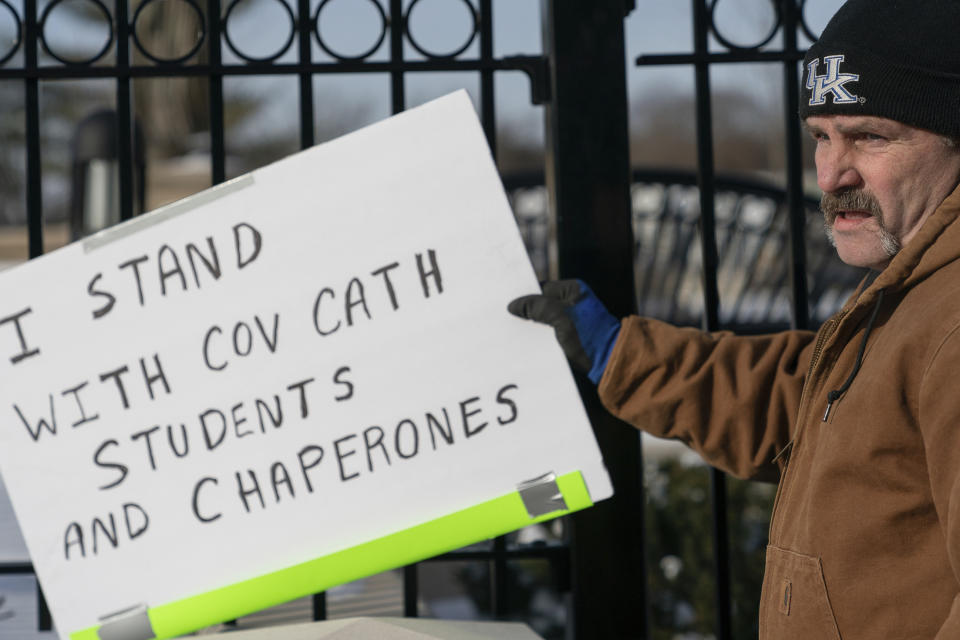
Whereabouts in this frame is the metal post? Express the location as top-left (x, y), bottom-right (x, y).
top-left (297, 0), bottom-right (315, 149)
top-left (691, 2), bottom-right (732, 638)
top-left (37, 580), bottom-right (51, 631)
top-left (312, 593), bottom-right (326, 621)
top-left (389, 0), bottom-right (405, 114)
top-left (208, 0), bottom-right (226, 185)
top-left (478, 0), bottom-right (496, 156)
top-left (541, 1), bottom-right (646, 637)
top-left (782, 0), bottom-right (810, 331)
top-left (403, 565), bottom-right (419, 617)
top-left (24, 0), bottom-right (42, 258)
top-left (115, 0), bottom-right (135, 221)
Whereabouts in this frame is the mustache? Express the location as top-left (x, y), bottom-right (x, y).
top-left (820, 189), bottom-right (883, 226)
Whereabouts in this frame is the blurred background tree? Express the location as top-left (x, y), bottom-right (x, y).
top-left (645, 455), bottom-right (775, 640)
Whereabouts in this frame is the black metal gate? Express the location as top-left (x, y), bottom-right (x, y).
top-left (0, 1), bottom-right (853, 638)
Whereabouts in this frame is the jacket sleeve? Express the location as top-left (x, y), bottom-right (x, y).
top-left (597, 316), bottom-right (816, 481)
top-left (919, 325), bottom-right (960, 639)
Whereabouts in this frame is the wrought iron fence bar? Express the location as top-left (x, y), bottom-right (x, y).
top-left (479, 0), bottom-right (496, 155)
top-left (24, 0), bottom-right (41, 258)
top-left (636, 50), bottom-right (805, 66)
top-left (37, 581), bottom-right (51, 631)
top-left (692, 1), bottom-right (731, 639)
top-left (208, 0), bottom-right (226, 186)
top-left (311, 592), bottom-right (326, 621)
top-left (0, 563), bottom-right (33, 574)
top-left (115, 0), bottom-right (134, 223)
top-left (491, 535), bottom-right (508, 618)
top-left (692, 52), bottom-right (720, 326)
top-left (782, 0), bottom-right (810, 330)
top-left (389, 0), bottom-right (404, 114)
top-left (403, 565), bottom-right (418, 617)
top-left (0, 57), bottom-right (547, 80)
top-left (296, 0), bottom-right (314, 149)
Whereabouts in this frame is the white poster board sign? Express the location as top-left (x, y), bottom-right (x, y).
top-left (0, 91), bottom-right (612, 639)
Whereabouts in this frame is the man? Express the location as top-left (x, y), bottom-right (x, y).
top-left (509, 1), bottom-right (960, 637)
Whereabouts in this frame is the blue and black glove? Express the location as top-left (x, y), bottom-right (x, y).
top-left (508, 279), bottom-right (620, 384)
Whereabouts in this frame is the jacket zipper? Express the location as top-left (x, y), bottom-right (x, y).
top-left (767, 311), bottom-right (846, 542)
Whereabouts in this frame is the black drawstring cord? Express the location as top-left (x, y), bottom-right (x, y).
top-left (822, 288), bottom-right (885, 422)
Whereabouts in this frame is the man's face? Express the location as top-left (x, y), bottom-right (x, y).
top-left (806, 115), bottom-right (960, 270)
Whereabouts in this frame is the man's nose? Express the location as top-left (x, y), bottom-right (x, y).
top-left (816, 144), bottom-right (861, 193)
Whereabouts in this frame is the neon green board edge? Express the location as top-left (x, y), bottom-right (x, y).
top-left (71, 471), bottom-right (593, 640)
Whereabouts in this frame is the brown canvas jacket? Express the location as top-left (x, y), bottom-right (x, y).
top-left (598, 184), bottom-right (960, 639)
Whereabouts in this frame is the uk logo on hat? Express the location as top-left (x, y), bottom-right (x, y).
top-left (806, 55), bottom-right (860, 106)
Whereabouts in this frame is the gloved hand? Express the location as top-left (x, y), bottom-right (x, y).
top-left (508, 279), bottom-right (621, 385)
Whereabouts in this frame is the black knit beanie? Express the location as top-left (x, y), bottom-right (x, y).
top-left (799, 0), bottom-right (960, 139)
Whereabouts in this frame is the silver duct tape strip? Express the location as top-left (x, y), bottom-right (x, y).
top-left (517, 472), bottom-right (567, 518)
top-left (97, 604), bottom-right (155, 640)
top-left (83, 173), bottom-right (255, 253)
